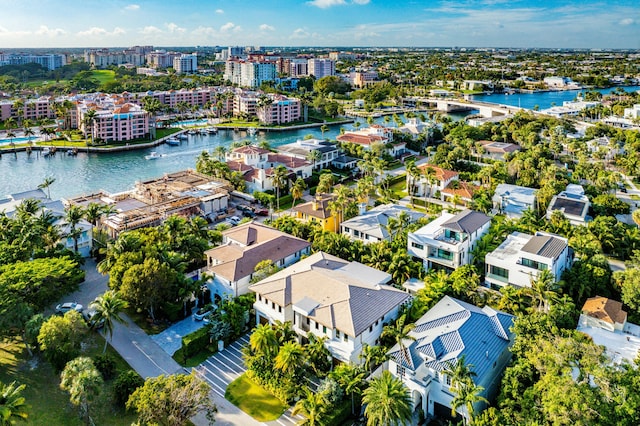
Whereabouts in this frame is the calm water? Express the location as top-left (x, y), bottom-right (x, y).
top-left (471, 85), bottom-right (640, 110)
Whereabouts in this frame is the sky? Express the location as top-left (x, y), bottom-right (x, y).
top-left (0, 0), bottom-right (638, 49)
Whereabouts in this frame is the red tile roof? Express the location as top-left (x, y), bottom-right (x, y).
top-left (336, 133), bottom-right (386, 146)
top-left (418, 164), bottom-right (459, 182)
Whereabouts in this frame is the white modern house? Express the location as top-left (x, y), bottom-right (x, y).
top-left (203, 222), bottom-right (311, 298)
top-left (546, 184), bottom-right (590, 226)
top-left (492, 183), bottom-right (537, 219)
top-left (408, 210), bottom-right (491, 272)
top-left (276, 138), bottom-right (340, 171)
top-left (387, 296), bottom-right (514, 422)
top-left (484, 231), bottom-right (571, 289)
top-left (340, 204), bottom-right (425, 244)
top-left (249, 252), bottom-right (411, 364)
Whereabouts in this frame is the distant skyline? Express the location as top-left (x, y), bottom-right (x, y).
top-left (1, 0), bottom-right (639, 49)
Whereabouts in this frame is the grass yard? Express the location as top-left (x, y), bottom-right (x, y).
top-left (225, 374), bottom-right (287, 422)
top-left (172, 345), bottom-right (217, 368)
top-left (90, 70), bottom-right (116, 85)
top-left (0, 335), bottom-right (137, 426)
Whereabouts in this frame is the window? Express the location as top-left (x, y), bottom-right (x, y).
top-left (278, 306), bottom-right (282, 313)
top-left (315, 322), bottom-right (319, 330)
top-left (369, 325), bottom-right (373, 333)
top-left (323, 326), bottom-right (327, 333)
top-left (272, 302), bottom-right (275, 310)
top-left (343, 334), bottom-right (348, 342)
top-left (490, 265), bottom-right (509, 279)
top-left (411, 242), bottom-right (424, 250)
top-left (396, 364), bottom-right (406, 377)
top-left (437, 248), bottom-right (454, 261)
top-left (336, 330), bottom-right (340, 339)
top-left (443, 373), bottom-right (452, 386)
top-left (521, 258), bottom-right (548, 270)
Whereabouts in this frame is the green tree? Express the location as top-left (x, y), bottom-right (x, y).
top-left (292, 386), bottom-right (328, 426)
top-left (37, 176), bottom-right (55, 199)
top-left (291, 177), bottom-right (307, 211)
top-left (381, 314), bottom-right (415, 368)
top-left (450, 379), bottom-right (488, 425)
top-left (126, 373), bottom-right (216, 426)
top-left (89, 290), bottom-right (128, 353)
top-left (60, 357), bottom-right (103, 424)
top-left (270, 165), bottom-right (289, 211)
top-left (330, 363), bottom-right (366, 415)
top-left (119, 257), bottom-right (177, 321)
top-left (362, 371), bottom-right (412, 426)
top-left (274, 341), bottom-right (306, 378)
top-left (316, 173), bottom-right (334, 195)
top-left (0, 381), bottom-right (28, 425)
top-left (65, 204), bottom-right (86, 253)
top-left (249, 323), bottom-right (279, 359)
top-left (37, 310), bottom-right (88, 371)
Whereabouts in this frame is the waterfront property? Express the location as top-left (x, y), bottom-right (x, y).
top-left (408, 210), bottom-right (491, 272)
top-left (256, 94), bottom-right (302, 125)
top-left (250, 251), bottom-right (411, 364)
top-left (337, 124), bottom-right (407, 158)
top-left (78, 95), bottom-right (150, 143)
top-left (492, 183), bottom-right (537, 218)
top-left (546, 184), bottom-right (591, 226)
top-left (387, 296), bottom-right (514, 422)
top-left (484, 231), bottom-right (571, 289)
top-left (276, 138), bottom-right (340, 171)
top-left (340, 204), bottom-right (425, 244)
top-left (202, 222), bottom-right (311, 298)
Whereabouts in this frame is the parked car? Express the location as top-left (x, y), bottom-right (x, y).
top-left (83, 309), bottom-right (105, 329)
top-left (254, 208), bottom-right (269, 216)
top-left (55, 302), bottom-right (83, 314)
top-left (193, 305), bottom-right (214, 321)
top-left (242, 209), bottom-right (256, 218)
top-left (228, 215), bottom-right (241, 225)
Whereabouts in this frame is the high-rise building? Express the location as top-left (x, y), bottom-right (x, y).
top-left (224, 60), bottom-right (276, 88)
top-left (308, 58), bottom-right (335, 79)
top-left (173, 54), bottom-right (198, 74)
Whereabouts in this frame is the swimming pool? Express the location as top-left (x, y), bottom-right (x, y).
top-left (0, 136), bottom-right (36, 146)
top-left (174, 119), bottom-right (208, 127)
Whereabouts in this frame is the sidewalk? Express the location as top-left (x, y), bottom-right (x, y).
top-left (151, 316), bottom-right (207, 356)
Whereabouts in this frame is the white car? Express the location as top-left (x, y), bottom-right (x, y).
top-left (193, 306), bottom-right (214, 321)
top-left (55, 302), bottom-right (84, 314)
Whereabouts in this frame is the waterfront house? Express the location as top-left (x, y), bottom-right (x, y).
top-left (203, 222), bottom-right (310, 298)
top-left (546, 184), bottom-right (590, 226)
top-left (340, 204), bottom-right (425, 244)
top-left (387, 296), bottom-right (514, 422)
top-left (484, 231), bottom-right (571, 289)
top-left (277, 138), bottom-right (340, 171)
top-left (408, 210), bottom-right (491, 272)
top-left (337, 125), bottom-right (406, 158)
top-left (250, 251), bottom-right (411, 364)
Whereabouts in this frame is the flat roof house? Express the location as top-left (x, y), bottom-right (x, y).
top-left (387, 296), bottom-right (514, 422)
top-left (484, 231), bottom-right (571, 289)
top-left (340, 204), bottom-right (425, 244)
top-left (546, 184), bottom-right (590, 226)
top-left (492, 184), bottom-right (537, 219)
top-left (408, 210), bottom-right (491, 272)
top-left (203, 222), bottom-right (311, 298)
top-left (250, 252), bottom-right (411, 364)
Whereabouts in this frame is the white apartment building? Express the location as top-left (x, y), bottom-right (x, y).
top-left (173, 54), bottom-right (198, 74)
top-left (308, 58), bottom-right (335, 79)
top-left (289, 59), bottom-right (308, 77)
top-left (408, 210), bottom-right (491, 272)
top-left (224, 60), bottom-right (277, 88)
top-left (484, 231), bottom-right (571, 289)
top-left (250, 252), bottom-right (411, 364)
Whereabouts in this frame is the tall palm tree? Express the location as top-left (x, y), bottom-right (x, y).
top-left (442, 355), bottom-right (477, 392)
top-left (89, 291), bottom-right (128, 353)
top-left (359, 343), bottom-right (390, 375)
top-left (362, 371), bottom-right (412, 426)
top-left (270, 165), bottom-right (289, 211)
top-left (249, 323), bottom-right (279, 358)
top-left (291, 178), bottom-right (307, 212)
top-left (450, 380), bottom-right (488, 425)
top-left (381, 314), bottom-right (415, 371)
top-left (64, 204), bottom-right (85, 253)
top-left (0, 380), bottom-right (28, 425)
top-left (83, 202), bottom-right (105, 228)
top-left (292, 386), bottom-right (328, 426)
top-left (330, 363), bottom-right (366, 415)
top-left (274, 341), bottom-right (306, 377)
top-left (82, 109), bottom-right (97, 145)
top-left (320, 124), bottom-right (329, 139)
top-left (38, 176), bottom-right (56, 199)
top-left (306, 149), bottom-right (321, 171)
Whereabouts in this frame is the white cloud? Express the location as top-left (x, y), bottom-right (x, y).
top-left (77, 27), bottom-right (125, 37)
top-left (215, 9), bottom-right (224, 14)
top-left (112, 27), bottom-right (126, 36)
top-left (352, 0), bottom-right (370, 4)
top-left (167, 22), bottom-right (185, 33)
top-left (619, 18), bottom-right (635, 26)
top-left (124, 4), bottom-right (140, 11)
top-left (192, 26), bottom-right (218, 37)
top-left (35, 25), bottom-right (66, 37)
top-left (140, 26), bottom-right (163, 35)
top-left (259, 24), bottom-right (275, 31)
top-left (220, 22), bottom-right (241, 32)
top-left (308, 0), bottom-right (345, 8)
top-left (290, 28), bottom-right (310, 39)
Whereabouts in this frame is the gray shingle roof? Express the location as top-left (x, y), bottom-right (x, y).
top-left (441, 209), bottom-right (491, 234)
top-left (521, 235), bottom-right (567, 259)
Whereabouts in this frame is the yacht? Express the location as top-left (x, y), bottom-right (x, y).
top-left (166, 137), bottom-right (180, 146)
top-left (42, 147), bottom-right (51, 156)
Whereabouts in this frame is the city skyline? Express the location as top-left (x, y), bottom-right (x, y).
top-left (0, 0), bottom-right (639, 49)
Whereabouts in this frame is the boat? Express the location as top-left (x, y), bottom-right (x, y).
top-left (247, 127), bottom-right (257, 136)
top-left (187, 130), bottom-right (197, 135)
top-left (42, 147), bottom-right (51, 156)
top-left (166, 137), bottom-right (180, 146)
top-left (206, 127), bottom-right (217, 134)
top-left (145, 151), bottom-right (166, 160)
top-left (67, 148), bottom-right (78, 156)
top-left (177, 133), bottom-right (188, 140)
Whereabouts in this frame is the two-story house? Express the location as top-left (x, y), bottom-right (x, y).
top-left (293, 194), bottom-right (339, 232)
top-left (250, 252), bottom-right (411, 364)
top-left (387, 296), bottom-right (514, 422)
top-left (410, 165), bottom-right (459, 198)
top-left (203, 222), bottom-right (310, 298)
top-left (492, 184), bottom-right (537, 219)
top-left (277, 138), bottom-right (340, 171)
top-left (340, 204), bottom-right (425, 244)
top-left (546, 184), bottom-right (590, 226)
top-left (484, 231), bottom-right (572, 289)
top-left (408, 210), bottom-right (491, 272)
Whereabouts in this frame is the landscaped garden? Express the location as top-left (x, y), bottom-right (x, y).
top-left (225, 374), bottom-right (287, 421)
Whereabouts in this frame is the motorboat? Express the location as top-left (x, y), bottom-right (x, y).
top-left (42, 147), bottom-right (51, 156)
top-left (187, 130), bottom-right (197, 135)
top-left (177, 133), bottom-right (188, 140)
top-left (145, 151), bottom-right (166, 160)
top-left (206, 127), bottom-right (218, 134)
top-left (166, 137), bottom-right (180, 146)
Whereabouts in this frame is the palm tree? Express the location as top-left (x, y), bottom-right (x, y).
top-left (632, 209), bottom-right (640, 228)
top-left (0, 380), bottom-right (28, 425)
top-left (64, 204), bottom-right (85, 253)
top-left (528, 269), bottom-right (557, 313)
top-left (82, 109), bottom-right (97, 145)
top-left (270, 165), bottom-right (289, 211)
top-left (381, 314), bottom-right (415, 371)
top-left (306, 149), bottom-right (322, 171)
top-left (359, 343), bottom-right (390, 375)
top-left (291, 178), bottom-right (307, 212)
top-left (249, 323), bottom-right (279, 358)
top-left (292, 386), bottom-right (328, 426)
top-left (320, 124), bottom-right (329, 139)
top-left (274, 341), bottom-right (306, 377)
top-left (38, 176), bottom-right (56, 199)
top-left (362, 371), bottom-right (412, 426)
top-left (442, 355), bottom-right (477, 392)
top-left (83, 202), bottom-right (105, 228)
top-left (330, 363), bottom-right (366, 415)
top-left (450, 380), bottom-right (488, 425)
top-left (89, 290), bottom-right (129, 353)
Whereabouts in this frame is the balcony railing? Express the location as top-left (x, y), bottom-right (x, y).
top-left (433, 230), bottom-right (467, 245)
top-left (487, 273), bottom-right (509, 283)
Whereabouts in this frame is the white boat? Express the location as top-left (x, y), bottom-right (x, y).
top-left (166, 137), bottom-right (180, 146)
top-left (145, 151), bottom-right (166, 160)
top-left (187, 130), bottom-right (197, 135)
top-left (206, 127), bottom-right (217, 134)
top-left (42, 147), bottom-right (51, 156)
top-left (177, 133), bottom-right (188, 140)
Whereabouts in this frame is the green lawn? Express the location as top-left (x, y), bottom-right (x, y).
top-left (0, 335), bottom-right (137, 426)
top-left (172, 345), bottom-right (217, 368)
top-left (90, 70), bottom-right (116, 85)
top-left (225, 374), bottom-right (287, 422)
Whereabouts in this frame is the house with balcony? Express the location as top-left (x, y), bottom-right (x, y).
top-left (250, 252), bottom-right (411, 364)
top-left (387, 296), bottom-right (514, 422)
top-left (203, 222), bottom-right (310, 298)
top-left (340, 204), bottom-right (425, 244)
top-left (410, 165), bottom-right (459, 198)
top-left (408, 210), bottom-right (491, 272)
top-left (484, 231), bottom-right (571, 289)
top-left (546, 184), bottom-right (590, 226)
top-left (277, 138), bottom-right (340, 171)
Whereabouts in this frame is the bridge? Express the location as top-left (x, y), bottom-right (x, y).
top-left (403, 97), bottom-right (524, 118)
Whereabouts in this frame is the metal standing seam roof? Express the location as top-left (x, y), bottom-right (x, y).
top-left (521, 235), bottom-right (567, 259)
top-left (441, 209), bottom-right (491, 234)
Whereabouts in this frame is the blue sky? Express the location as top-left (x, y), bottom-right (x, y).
top-left (0, 0), bottom-right (638, 49)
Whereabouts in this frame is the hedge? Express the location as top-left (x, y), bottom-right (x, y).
top-left (181, 327), bottom-right (210, 359)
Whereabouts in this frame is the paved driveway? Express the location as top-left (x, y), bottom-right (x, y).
top-left (195, 334), bottom-right (304, 426)
top-left (151, 316), bottom-right (206, 355)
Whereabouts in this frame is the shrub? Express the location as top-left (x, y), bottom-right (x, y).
top-left (181, 327), bottom-right (210, 359)
top-left (113, 370), bottom-right (144, 407)
top-left (94, 353), bottom-right (117, 380)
